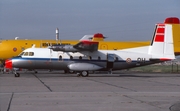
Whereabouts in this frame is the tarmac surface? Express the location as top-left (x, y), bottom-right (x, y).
top-left (0, 71), bottom-right (180, 111)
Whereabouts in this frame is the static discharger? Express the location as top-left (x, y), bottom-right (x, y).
top-left (56, 28), bottom-right (60, 44)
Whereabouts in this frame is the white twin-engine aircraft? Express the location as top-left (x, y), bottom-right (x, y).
top-left (5, 23), bottom-right (175, 77)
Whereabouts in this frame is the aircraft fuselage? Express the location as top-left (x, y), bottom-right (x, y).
top-left (8, 48), bottom-right (164, 71)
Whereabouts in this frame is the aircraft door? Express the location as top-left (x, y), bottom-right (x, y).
top-left (58, 52), bottom-right (64, 61)
top-left (106, 53), bottom-right (115, 69)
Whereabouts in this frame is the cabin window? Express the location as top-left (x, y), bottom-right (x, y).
top-left (24, 52), bottom-right (29, 56)
top-left (29, 52), bottom-right (34, 56)
top-left (98, 56), bottom-right (101, 60)
top-left (59, 55), bottom-right (62, 60)
top-left (79, 56), bottom-right (82, 60)
top-left (70, 56), bottom-right (73, 60)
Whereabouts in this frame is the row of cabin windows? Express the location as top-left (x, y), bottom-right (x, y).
top-left (20, 52), bottom-right (119, 61)
top-left (59, 56), bottom-right (119, 61)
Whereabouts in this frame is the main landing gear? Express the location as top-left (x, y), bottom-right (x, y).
top-left (76, 71), bottom-right (89, 77)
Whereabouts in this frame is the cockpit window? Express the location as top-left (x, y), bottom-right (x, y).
top-left (19, 51), bottom-right (34, 56)
top-left (19, 52), bottom-right (25, 56)
top-left (24, 52), bottom-right (29, 56)
top-left (29, 52), bottom-right (34, 56)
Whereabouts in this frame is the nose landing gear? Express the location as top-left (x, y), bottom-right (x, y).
top-left (14, 72), bottom-right (20, 77)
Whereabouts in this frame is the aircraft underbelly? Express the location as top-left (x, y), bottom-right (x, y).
top-left (34, 60), bottom-right (53, 69)
top-left (33, 60), bottom-right (68, 70)
top-left (52, 61), bottom-right (68, 69)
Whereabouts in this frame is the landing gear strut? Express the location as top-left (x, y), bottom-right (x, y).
top-left (108, 69), bottom-right (113, 74)
top-left (12, 68), bottom-right (20, 77)
top-left (14, 70), bottom-right (20, 77)
top-left (14, 73), bottom-right (20, 77)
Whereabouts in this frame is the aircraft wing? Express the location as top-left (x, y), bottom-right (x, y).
top-left (49, 40), bottom-right (99, 52)
top-left (49, 33), bottom-right (104, 52)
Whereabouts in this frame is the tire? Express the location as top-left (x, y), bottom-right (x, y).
top-left (15, 73), bottom-right (20, 77)
top-left (81, 71), bottom-right (89, 77)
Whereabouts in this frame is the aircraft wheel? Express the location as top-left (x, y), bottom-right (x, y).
top-left (15, 73), bottom-right (20, 77)
top-left (81, 71), bottom-right (89, 77)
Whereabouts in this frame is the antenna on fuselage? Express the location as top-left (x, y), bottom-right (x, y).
top-left (32, 44), bottom-right (35, 48)
top-left (15, 37), bottom-right (19, 40)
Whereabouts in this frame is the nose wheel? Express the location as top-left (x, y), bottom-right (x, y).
top-left (13, 69), bottom-right (20, 77)
top-left (14, 72), bottom-right (20, 77)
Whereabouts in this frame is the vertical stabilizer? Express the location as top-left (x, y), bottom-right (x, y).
top-left (149, 23), bottom-right (174, 59)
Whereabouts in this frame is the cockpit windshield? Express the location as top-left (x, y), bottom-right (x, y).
top-left (29, 52), bottom-right (34, 56)
top-left (18, 51), bottom-right (34, 56)
top-left (19, 52), bottom-right (25, 56)
top-left (24, 52), bottom-right (28, 56)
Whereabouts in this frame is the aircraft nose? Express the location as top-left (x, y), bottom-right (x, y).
top-left (5, 59), bottom-right (12, 69)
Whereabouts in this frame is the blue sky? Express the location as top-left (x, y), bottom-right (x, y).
top-left (0, 0), bottom-right (180, 41)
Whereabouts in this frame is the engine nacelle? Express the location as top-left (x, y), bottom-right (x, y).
top-left (68, 63), bottom-right (103, 71)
